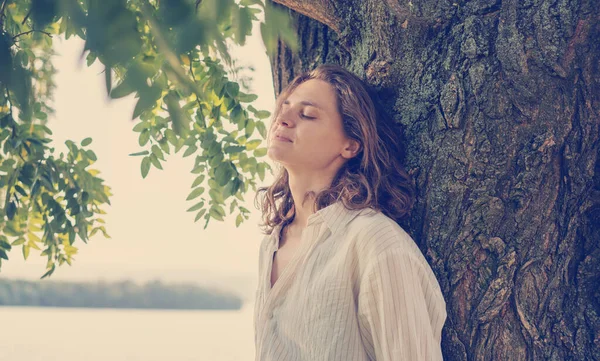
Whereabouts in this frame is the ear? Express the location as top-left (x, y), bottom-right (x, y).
top-left (341, 139), bottom-right (361, 159)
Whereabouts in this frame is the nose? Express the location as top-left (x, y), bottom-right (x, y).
top-left (275, 107), bottom-right (295, 127)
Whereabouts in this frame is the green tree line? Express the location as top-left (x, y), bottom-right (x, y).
top-left (0, 278), bottom-right (243, 309)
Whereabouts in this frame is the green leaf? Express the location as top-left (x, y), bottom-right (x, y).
top-left (224, 145), bottom-right (245, 154)
top-left (139, 129), bottom-right (150, 146)
top-left (215, 162), bottom-right (234, 183)
top-left (132, 86), bottom-right (162, 119)
top-left (141, 157), bottom-right (151, 178)
top-left (23, 245), bottom-right (30, 260)
top-left (40, 265), bottom-right (56, 279)
top-left (133, 121), bottom-right (150, 132)
top-left (11, 238), bottom-right (26, 246)
top-left (236, 214), bottom-right (244, 227)
top-left (82, 191), bottom-right (90, 204)
top-left (240, 0), bottom-right (264, 6)
top-left (129, 150), bottom-right (149, 156)
top-left (246, 139), bottom-right (261, 150)
top-left (230, 199), bottom-right (238, 213)
top-left (6, 201), bottom-right (16, 220)
top-left (209, 188), bottom-right (224, 203)
top-left (110, 78), bottom-right (135, 98)
top-left (81, 137), bottom-right (93, 147)
top-left (104, 66), bottom-right (112, 95)
top-left (158, 0), bottom-right (194, 26)
top-left (261, 2), bottom-right (298, 56)
top-left (31, 0), bottom-right (58, 30)
top-left (256, 121), bottom-right (267, 139)
top-left (11, 62), bottom-right (33, 119)
top-left (209, 207), bottom-right (224, 221)
top-left (165, 129), bottom-right (178, 145)
top-left (237, 92), bottom-right (258, 103)
top-left (183, 145), bottom-right (198, 157)
top-left (255, 110), bottom-right (271, 119)
top-left (159, 139), bottom-right (171, 155)
top-left (0, 238), bottom-right (11, 250)
top-left (194, 209), bottom-right (207, 222)
top-left (14, 185), bottom-right (27, 197)
top-left (224, 178), bottom-right (241, 198)
top-left (149, 154), bottom-right (163, 170)
top-left (257, 162), bottom-right (266, 181)
top-left (230, 104), bottom-right (244, 124)
top-left (187, 201), bottom-right (204, 212)
top-left (191, 163), bottom-right (206, 174)
top-left (186, 187), bottom-right (205, 201)
top-left (33, 110), bottom-right (47, 120)
top-left (245, 119), bottom-right (256, 137)
top-left (254, 148), bottom-right (267, 157)
top-left (0, 33), bottom-right (13, 86)
top-left (225, 81), bottom-right (240, 98)
top-left (234, 6), bottom-right (253, 46)
top-left (151, 145), bottom-right (165, 161)
top-left (86, 150), bottom-right (97, 161)
top-left (191, 175), bottom-right (205, 188)
top-left (165, 92), bottom-right (191, 137)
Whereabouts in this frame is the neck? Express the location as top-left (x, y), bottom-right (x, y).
top-left (286, 168), bottom-right (337, 230)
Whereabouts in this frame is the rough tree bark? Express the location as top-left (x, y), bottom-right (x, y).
top-left (268, 0), bottom-right (600, 360)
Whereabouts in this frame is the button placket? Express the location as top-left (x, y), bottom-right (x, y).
top-left (261, 222), bottom-right (327, 325)
top-left (257, 219), bottom-right (333, 359)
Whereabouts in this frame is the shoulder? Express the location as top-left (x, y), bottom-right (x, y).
top-left (348, 209), bottom-right (446, 308)
top-left (346, 208), bottom-right (430, 269)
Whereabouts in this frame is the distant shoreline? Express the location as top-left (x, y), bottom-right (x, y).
top-left (0, 304), bottom-right (244, 311)
top-left (0, 278), bottom-right (244, 310)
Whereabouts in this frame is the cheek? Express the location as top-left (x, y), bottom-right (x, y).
top-left (302, 130), bottom-right (343, 154)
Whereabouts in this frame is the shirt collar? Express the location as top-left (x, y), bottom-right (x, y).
top-left (269, 201), bottom-right (372, 248)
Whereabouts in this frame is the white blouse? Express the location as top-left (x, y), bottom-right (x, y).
top-left (254, 201), bottom-right (447, 361)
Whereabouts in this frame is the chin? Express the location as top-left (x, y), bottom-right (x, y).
top-left (267, 148), bottom-right (285, 162)
top-left (268, 150), bottom-right (296, 167)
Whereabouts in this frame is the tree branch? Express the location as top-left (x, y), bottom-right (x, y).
top-left (21, 9), bottom-right (31, 25)
top-left (13, 29), bottom-right (52, 40)
top-left (271, 0), bottom-right (342, 34)
top-left (0, 0), bottom-right (8, 25)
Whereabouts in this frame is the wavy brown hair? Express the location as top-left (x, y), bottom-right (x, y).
top-left (255, 64), bottom-right (415, 235)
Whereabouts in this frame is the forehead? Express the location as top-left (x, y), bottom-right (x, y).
top-left (286, 79), bottom-right (337, 112)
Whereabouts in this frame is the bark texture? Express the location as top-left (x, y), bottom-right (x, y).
top-left (268, 0), bottom-right (600, 360)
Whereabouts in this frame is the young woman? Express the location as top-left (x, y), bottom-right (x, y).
top-left (253, 64), bottom-right (446, 361)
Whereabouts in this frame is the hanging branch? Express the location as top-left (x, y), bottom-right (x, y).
top-left (12, 29), bottom-right (52, 40)
top-left (271, 0), bottom-right (343, 33)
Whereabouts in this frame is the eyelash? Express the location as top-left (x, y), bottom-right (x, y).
top-left (282, 102), bottom-right (316, 120)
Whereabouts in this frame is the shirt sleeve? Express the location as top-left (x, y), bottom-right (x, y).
top-left (357, 247), bottom-right (447, 361)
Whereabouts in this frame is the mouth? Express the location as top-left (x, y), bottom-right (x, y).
top-left (274, 134), bottom-right (292, 142)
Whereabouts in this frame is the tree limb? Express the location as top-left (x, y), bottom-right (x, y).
top-left (271, 0), bottom-right (342, 34)
top-left (12, 29), bottom-right (52, 40)
top-left (0, 0), bottom-right (8, 25)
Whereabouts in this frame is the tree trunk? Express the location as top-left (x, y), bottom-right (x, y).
top-left (268, 0), bottom-right (600, 360)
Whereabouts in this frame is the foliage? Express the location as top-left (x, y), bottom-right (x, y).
top-left (0, 0), bottom-right (298, 277)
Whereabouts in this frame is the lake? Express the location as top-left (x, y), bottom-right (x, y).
top-left (0, 303), bottom-right (255, 361)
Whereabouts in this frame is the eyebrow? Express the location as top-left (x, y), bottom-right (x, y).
top-left (283, 99), bottom-right (323, 110)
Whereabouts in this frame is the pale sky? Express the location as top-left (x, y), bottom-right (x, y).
top-left (1, 18), bottom-right (277, 300)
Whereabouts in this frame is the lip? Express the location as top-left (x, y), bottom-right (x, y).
top-left (274, 134), bottom-right (293, 142)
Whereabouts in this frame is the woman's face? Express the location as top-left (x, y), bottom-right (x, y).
top-left (267, 79), bottom-right (357, 172)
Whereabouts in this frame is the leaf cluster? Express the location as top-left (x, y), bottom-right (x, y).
top-left (0, 0), bottom-right (298, 277)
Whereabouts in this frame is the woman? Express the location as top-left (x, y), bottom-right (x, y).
top-left (253, 64), bottom-right (446, 361)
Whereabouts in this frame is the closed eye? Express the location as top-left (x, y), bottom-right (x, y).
top-left (301, 114), bottom-right (316, 119)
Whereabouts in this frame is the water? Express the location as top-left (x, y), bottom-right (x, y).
top-left (0, 303), bottom-right (255, 361)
